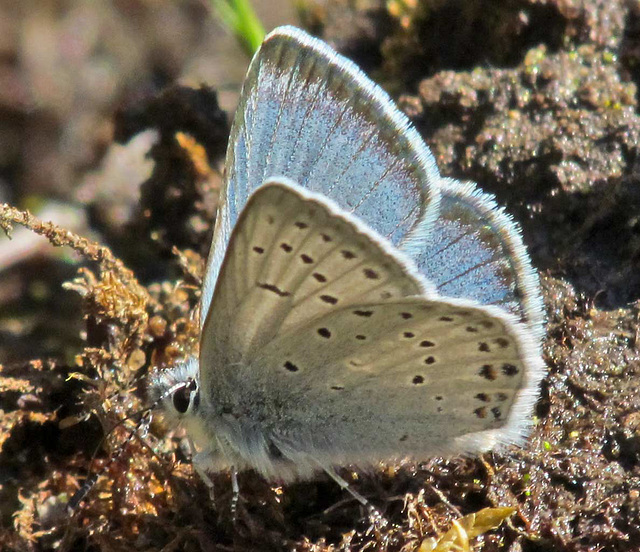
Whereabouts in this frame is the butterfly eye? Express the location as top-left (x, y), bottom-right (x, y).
top-left (172, 380), bottom-right (197, 414)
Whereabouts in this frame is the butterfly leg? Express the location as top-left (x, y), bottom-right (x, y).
top-left (191, 447), bottom-right (217, 502)
top-left (321, 465), bottom-right (368, 505)
top-left (191, 444), bottom-right (243, 520)
top-left (231, 466), bottom-right (240, 523)
top-left (316, 462), bottom-right (386, 524)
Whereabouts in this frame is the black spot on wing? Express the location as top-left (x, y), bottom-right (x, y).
top-left (284, 361), bottom-right (299, 372)
top-left (502, 363), bottom-right (519, 376)
top-left (479, 364), bottom-right (497, 381)
top-left (257, 283), bottom-right (291, 297)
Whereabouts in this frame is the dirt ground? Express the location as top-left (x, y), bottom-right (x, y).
top-left (1, 0), bottom-right (640, 550)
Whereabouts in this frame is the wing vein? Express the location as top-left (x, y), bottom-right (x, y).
top-left (261, 53), bottom-right (300, 186)
top-left (299, 77), bottom-right (355, 189)
top-left (438, 258), bottom-right (495, 289)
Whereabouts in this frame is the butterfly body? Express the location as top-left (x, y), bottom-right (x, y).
top-left (150, 26), bottom-right (545, 490)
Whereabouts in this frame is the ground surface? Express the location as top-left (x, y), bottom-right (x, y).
top-left (1, 1), bottom-right (639, 551)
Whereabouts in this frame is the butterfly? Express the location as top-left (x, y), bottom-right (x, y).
top-left (150, 25), bottom-right (545, 503)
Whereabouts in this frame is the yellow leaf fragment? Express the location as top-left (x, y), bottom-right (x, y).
top-left (419, 507), bottom-right (516, 552)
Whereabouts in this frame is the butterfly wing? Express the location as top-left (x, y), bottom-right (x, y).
top-left (409, 178), bottom-right (544, 339)
top-left (260, 296), bottom-right (543, 467)
top-left (199, 178), bottom-right (543, 477)
top-left (205, 27), bottom-right (542, 342)
top-left (202, 26), bottom-right (442, 324)
top-left (200, 178), bottom-right (434, 394)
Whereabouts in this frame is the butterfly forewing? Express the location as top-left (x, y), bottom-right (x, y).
top-left (200, 179), bottom-right (433, 395)
top-left (202, 26), bottom-right (442, 325)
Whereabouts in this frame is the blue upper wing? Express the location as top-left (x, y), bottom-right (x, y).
top-left (202, 26), bottom-right (442, 321)
top-left (202, 26), bottom-right (544, 343)
top-left (411, 178), bottom-right (544, 338)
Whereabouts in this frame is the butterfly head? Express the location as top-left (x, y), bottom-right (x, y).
top-left (149, 356), bottom-right (201, 420)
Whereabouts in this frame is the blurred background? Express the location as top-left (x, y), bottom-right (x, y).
top-left (0, 0), bottom-right (298, 364)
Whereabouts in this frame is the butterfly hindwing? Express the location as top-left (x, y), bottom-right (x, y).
top-left (259, 297), bottom-right (543, 464)
top-left (409, 178), bottom-right (544, 339)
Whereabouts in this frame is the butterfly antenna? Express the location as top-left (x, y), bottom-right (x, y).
top-left (67, 409), bottom-right (151, 513)
top-left (67, 380), bottom-right (192, 514)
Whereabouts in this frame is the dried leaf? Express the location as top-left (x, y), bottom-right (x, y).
top-left (419, 506), bottom-right (516, 552)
